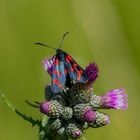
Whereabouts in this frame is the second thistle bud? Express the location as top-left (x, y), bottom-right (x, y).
top-left (73, 103), bottom-right (96, 123)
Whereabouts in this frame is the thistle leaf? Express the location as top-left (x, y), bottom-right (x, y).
top-left (25, 100), bottom-right (40, 108)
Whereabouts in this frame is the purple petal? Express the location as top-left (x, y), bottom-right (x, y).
top-left (85, 63), bottom-right (98, 86)
top-left (83, 108), bottom-right (96, 123)
top-left (101, 88), bottom-right (128, 110)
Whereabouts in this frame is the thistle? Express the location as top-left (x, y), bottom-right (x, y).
top-left (0, 51), bottom-right (128, 140)
top-left (37, 59), bottom-right (128, 139)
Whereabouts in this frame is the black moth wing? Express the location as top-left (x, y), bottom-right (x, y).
top-left (64, 52), bottom-right (88, 83)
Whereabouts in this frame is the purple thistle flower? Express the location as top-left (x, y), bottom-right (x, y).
top-left (89, 112), bottom-right (110, 128)
top-left (42, 56), bottom-right (55, 76)
top-left (101, 88), bottom-right (128, 110)
top-left (85, 63), bottom-right (98, 87)
top-left (40, 101), bottom-right (51, 114)
top-left (83, 108), bottom-right (96, 123)
top-left (74, 104), bottom-right (96, 123)
top-left (66, 123), bottom-right (82, 138)
top-left (40, 100), bottom-right (63, 118)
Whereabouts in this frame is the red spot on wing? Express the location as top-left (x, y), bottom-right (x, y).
top-left (53, 79), bottom-right (62, 88)
top-left (67, 55), bottom-right (72, 60)
top-left (77, 70), bottom-right (83, 81)
top-left (66, 57), bottom-right (70, 63)
top-left (70, 67), bottom-right (74, 72)
top-left (54, 59), bottom-right (59, 65)
top-left (77, 74), bottom-right (81, 81)
top-left (53, 70), bottom-right (61, 77)
top-left (53, 70), bottom-right (57, 74)
top-left (78, 69), bottom-right (83, 74)
top-left (73, 63), bottom-right (78, 68)
top-left (64, 69), bottom-right (67, 74)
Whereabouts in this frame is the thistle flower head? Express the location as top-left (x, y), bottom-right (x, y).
top-left (74, 103), bottom-right (96, 123)
top-left (40, 100), bottom-right (63, 118)
top-left (83, 108), bottom-right (96, 123)
top-left (85, 63), bottom-right (98, 87)
top-left (66, 123), bottom-right (82, 138)
top-left (40, 101), bottom-right (51, 114)
top-left (89, 112), bottom-right (110, 128)
top-left (101, 88), bottom-right (128, 110)
top-left (72, 130), bottom-right (82, 138)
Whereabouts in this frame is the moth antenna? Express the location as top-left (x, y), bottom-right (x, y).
top-left (59, 32), bottom-right (69, 49)
top-left (35, 42), bottom-right (57, 50)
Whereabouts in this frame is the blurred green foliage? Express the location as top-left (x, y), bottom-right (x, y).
top-left (0, 0), bottom-right (140, 140)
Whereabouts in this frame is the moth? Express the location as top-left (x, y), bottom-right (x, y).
top-left (35, 32), bottom-right (88, 93)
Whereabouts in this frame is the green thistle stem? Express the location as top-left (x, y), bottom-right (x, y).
top-left (0, 93), bottom-right (68, 140)
top-left (0, 93), bottom-right (15, 111)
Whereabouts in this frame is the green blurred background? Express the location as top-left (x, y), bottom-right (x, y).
top-left (0, 0), bottom-right (140, 140)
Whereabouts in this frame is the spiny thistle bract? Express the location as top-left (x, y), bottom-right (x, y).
top-left (38, 57), bottom-right (128, 139)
